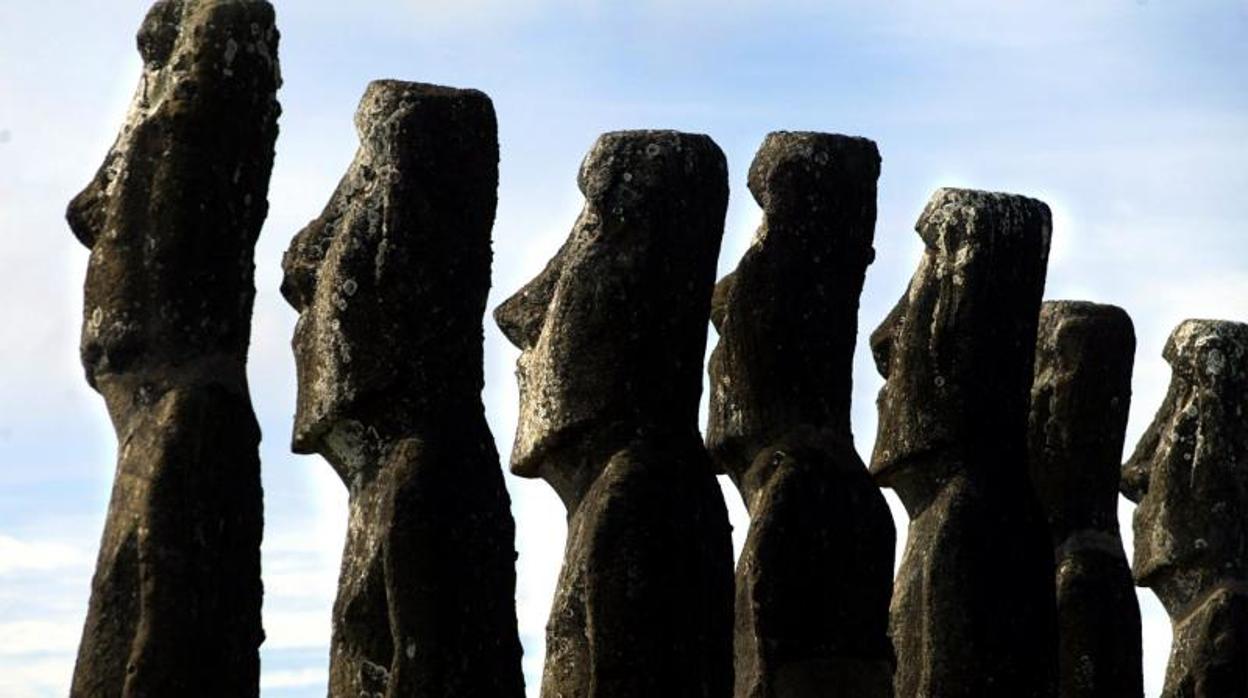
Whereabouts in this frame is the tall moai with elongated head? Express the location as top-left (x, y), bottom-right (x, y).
top-left (65, 1), bottom-right (280, 695)
top-left (706, 132), bottom-right (895, 698)
top-left (869, 188), bottom-right (1058, 698)
top-left (495, 130), bottom-right (735, 698)
top-left (1028, 301), bottom-right (1143, 697)
top-left (1121, 320), bottom-right (1248, 698)
top-left (282, 80), bottom-right (524, 698)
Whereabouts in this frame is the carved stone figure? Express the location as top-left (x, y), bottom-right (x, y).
top-left (1121, 319), bottom-right (1248, 698)
top-left (494, 130), bottom-right (734, 698)
top-left (1028, 301), bottom-right (1142, 697)
top-left (64, 1), bottom-right (280, 695)
top-left (869, 188), bottom-right (1058, 698)
top-left (282, 80), bottom-right (524, 698)
top-left (706, 131), bottom-right (895, 698)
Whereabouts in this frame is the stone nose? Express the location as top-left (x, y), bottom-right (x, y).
top-left (494, 239), bottom-right (571, 351)
top-left (493, 288), bottom-right (546, 351)
top-left (279, 258), bottom-right (314, 313)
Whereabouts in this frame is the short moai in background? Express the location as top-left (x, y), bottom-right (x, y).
top-left (706, 132), bottom-right (895, 698)
top-left (494, 130), bottom-right (735, 698)
top-left (870, 188), bottom-right (1058, 698)
top-left (1121, 320), bottom-right (1248, 698)
top-left (1028, 301), bottom-right (1143, 698)
top-left (64, 1), bottom-right (280, 695)
top-left (281, 81), bottom-right (524, 698)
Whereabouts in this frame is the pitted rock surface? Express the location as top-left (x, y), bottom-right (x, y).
top-left (1122, 319), bottom-right (1248, 698)
top-left (282, 80), bottom-right (524, 698)
top-left (1028, 301), bottom-right (1142, 697)
top-left (65, 1), bottom-right (280, 695)
top-left (495, 130), bottom-right (734, 698)
top-left (707, 132), bottom-right (895, 698)
top-left (870, 187), bottom-right (1058, 698)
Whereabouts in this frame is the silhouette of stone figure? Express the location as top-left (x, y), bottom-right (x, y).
top-left (870, 188), bottom-right (1058, 698)
top-left (494, 130), bottom-right (734, 698)
top-left (706, 132), bottom-right (895, 698)
top-left (1121, 320), bottom-right (1248, 698)
top-left (64, 2), bottom-right (280, 695)
top-left (282, 81), bottom-right (524, 698)
top-left (1028, 301), bottom-right (1143, 698)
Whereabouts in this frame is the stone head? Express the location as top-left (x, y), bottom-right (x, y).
top-left (1028, 301), bottom-right (1135, 540)
top-left (494, 130), bottom-right (728, 498)
top-left (706, 131), bottom-right (878, 479)
top-left (869, 188), bottom-right (1051, 497)
top-left (1122, 320), bottom-right (1248, 610)
top-left (66, 0), bottom-right (280, 394)
top-left (281, 81), bottom-right (498, 459)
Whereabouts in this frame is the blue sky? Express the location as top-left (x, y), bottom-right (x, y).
top-left (2, 1), bottom-right (1246, 696)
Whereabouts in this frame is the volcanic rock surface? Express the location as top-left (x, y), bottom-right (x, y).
top-left (65, 1), bottom-right (281, 695)
top-left (282, 80), bottom-right (524, 698)
top-left (706, 131), bottom-right (896, 698)
top-left (1028, 301), bottom-right (1142, 698)
top-left (870, 188), bottom-right (1058, 698)
top-left (1122, 319), bottom-right (1248, 698)
top-left (495, 130), bottom-right (735, 698)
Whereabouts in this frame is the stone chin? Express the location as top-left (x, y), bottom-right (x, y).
top-left (288, 316), bottom-right (339, 456)
top-left (866, 270), bottom-right (944, 488)
top-left (507, 347), bottom-right (548, 478)
top-left (1131, 549), bottom-right (1179, 599)
top-left (505, 329), bottom-right (608, 496)
top-left (1132, 546), bottom-right (1212, 618)
top-left (285, 273), bottom-right (359, 458)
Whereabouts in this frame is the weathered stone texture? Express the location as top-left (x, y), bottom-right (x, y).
top-left (66, 2), bottom-right (279, 696)
top-left (706, 132), bottom-right (895, 698)
top-left (1028, 301), bottom-right (1142, 697)
top-left (282, 80), bottom-right (524, 698)
top-left (494, 130), bottom-right (734, 698)
top-left (870, 188), bottom-right (1058, 698)
top-left (1122, 320), bottom-right (1248, 698)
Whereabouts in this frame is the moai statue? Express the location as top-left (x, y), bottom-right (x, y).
top-left (1028, 301), bottom-right (1143, 697)
top-left (494, 130), bottom-right (735, 697)
top-left (64, 1), bottom-right (280, 695)
top-left (706, 132), bottom-right (895, 698)
top-left (281, 81), bottom-right (524, 698)
top-left (1121, 320), bottom-right (1248, 698)
top-left (870, 188), bottom-right (1058, 698)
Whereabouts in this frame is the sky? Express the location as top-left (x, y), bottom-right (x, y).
top-left (1, 1), bottom-right (1246, 696)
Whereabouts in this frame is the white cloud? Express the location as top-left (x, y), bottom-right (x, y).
top-left (0, 536), bottom-right (89, 576)
top-left (261, 668), bottom-right (329, 690)
top-left (263, 611), bottom-right (334, 651)
top-left (0, 657), bottom-right (73, 698)
top-left (0, 620), bottom-right (80, 655)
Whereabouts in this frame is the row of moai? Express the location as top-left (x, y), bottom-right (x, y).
top-left (64, 1), bottom-right (1246, 697)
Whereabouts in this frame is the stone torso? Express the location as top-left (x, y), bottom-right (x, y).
top-left (542, 442), bottom-right (733, 698)
top-left (327, 420), bottom-right (521, 698)
top-left (1162, 586), bottom-right (1247, 698)
top-left (733, 443), bottom-right (894, 698)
